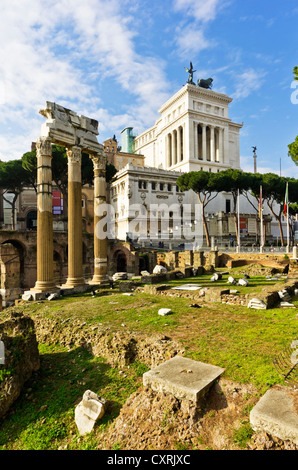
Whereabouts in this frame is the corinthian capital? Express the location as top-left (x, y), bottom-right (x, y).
top-left (66, 146), bottom-right (82, 165)
top-left (36, 136), bottom-right (52, 157)
top-left (90, 152), bottom-right (107, 171)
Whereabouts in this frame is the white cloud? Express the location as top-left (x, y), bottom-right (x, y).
top-left (0, 0), bottom-right (171, 160)
top-left (172, 0), bottom-right (228, 58)
top-left (174, 27), bottom-right (213, 57)
top-left (173, 0), bottom-right (227, 23)
top-left (232, 69), bottom-right (267, 100)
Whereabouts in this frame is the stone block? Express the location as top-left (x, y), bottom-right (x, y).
top-left (75, 390), bottom-right (106, 435)
top-left (247, 298), bottom-right (267, 309)
top-left (143, 356), bottom-right (225, 403)
top-left (250, 387), bottom-right (298, 445)
top-left (204, 288), bottom-right (229, 302)
top-left (158, 308), bottom-right (172, 316)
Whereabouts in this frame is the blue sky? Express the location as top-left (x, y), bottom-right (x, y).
top-left (0, 0), bottom-right (297, 177)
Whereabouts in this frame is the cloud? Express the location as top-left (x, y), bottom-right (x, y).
top-left (172, 0), bottom-right (228, 58)
top-left (173, 0), bottom-right (227, 23)
top-left (0, 0), bottom-right (171, 160)
top-left (232, 69), bottom-right (267, 100)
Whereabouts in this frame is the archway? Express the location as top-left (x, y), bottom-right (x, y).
top-left (0, 240), bottom-right (25, 305)
top-left (26, 210), bottom-right (37, 230)
top-left (115, 251), bottom-right (127, 272)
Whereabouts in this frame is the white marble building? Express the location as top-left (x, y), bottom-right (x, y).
top-left (110, 83), bottom-right (286, 246)
top-left (133, 83), bottom-right (242, 174)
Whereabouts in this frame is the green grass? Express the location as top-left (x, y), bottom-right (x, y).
top-left (0, 343), bottom-right (146, 450)
top-left (1, 269), bottom-right (297, 449)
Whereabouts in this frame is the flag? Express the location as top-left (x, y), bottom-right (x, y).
top-left (259, 186), bottom-right (262, 218)
top-left (284, 183), bottom-right (288, 216)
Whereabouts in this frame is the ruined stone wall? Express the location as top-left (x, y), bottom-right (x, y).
top-left (0, 312), bottom-right (40, 420)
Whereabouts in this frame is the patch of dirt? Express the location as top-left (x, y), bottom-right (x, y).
top-left (99, 379), bottom-right (257, 450)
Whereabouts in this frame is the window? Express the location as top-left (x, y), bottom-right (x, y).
top-left (52, 191), bottom-right (63, 215)
top-left (160, 183), bottom-right (164, 190)
top-left (226, 200), bottom-right (231, 213)
top-left (152, 182), bottom-right (156, 190)
top-left (168, 184), bottom-right (172, 191)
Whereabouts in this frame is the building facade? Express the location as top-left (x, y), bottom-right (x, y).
top-left (133, 83), bottom-right (242, 173)
top-left (110, 82), bottom-right (287, 246)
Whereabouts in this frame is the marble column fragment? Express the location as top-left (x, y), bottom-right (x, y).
top-left (64, 146), bottom-right (85, 287)
top-left (90, 153), bottom-right (108, 283)
top-left (32, 136), bottom-right (56, 292)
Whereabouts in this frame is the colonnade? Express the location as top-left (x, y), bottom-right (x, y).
top-left (193, 122), bottom-right (225, 163)
top-left (165, 122), bottom-right (225, 168)
top-left (32, 135), bottom-right (107, 293)
top-left (166, 125), bottom-right (184, 167)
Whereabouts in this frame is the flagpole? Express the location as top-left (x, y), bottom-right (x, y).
top-left (260, 185), bottom-right (263, 253)
top-left (237, 188), bottom-right (240, 253)
top-left (286, 182), bottom-right (289, 253)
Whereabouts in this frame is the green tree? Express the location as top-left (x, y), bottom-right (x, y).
top-left (0, 160), bottom-right (31, 230)
top-left (215, 169), bottom-right (251, 245)
top-left (177, 170), bottom-right (222, 247)
top-left (260, 173), bottom-right (293, 246)
top-left (288, 135), bottom-right (298, 165)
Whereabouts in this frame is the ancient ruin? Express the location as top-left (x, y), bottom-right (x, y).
top-left (27, 102), bottom-right (107, 296)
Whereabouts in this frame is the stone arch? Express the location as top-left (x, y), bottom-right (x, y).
top-left (0, 239), bottom-right (26, 287)
top-left (109, 243), bottom-right (137, 276)
top-left (25, 209), bottom-right (37, 230)
top-left (138, 253), bottom-right (149, 273)
top-left (115, 250), bottom-right (127, 272)
top-left (0, 239), bottom-right (26, 305)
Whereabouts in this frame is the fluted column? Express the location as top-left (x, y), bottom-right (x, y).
top-left (32, 136), bottom-right (56, 292)
top-left (90, 152), bottom-right (108, 283)
top-left (64, 146), bottom-right (85, 287)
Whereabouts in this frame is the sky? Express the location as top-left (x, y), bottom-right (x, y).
top-left (0, 0), bottom-right (298, 178)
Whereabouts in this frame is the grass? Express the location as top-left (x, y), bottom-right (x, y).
top-left (0, 268), bottom-right (297, 449)
top-left (0, 343), bottom-right (147, 450)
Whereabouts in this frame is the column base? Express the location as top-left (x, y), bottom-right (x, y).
top-left (62, 277), bottom-right (86, 289)
top-left (31, 281), bottom-right (58, 292)
top-left (89, 275), bottom-right (109, 285)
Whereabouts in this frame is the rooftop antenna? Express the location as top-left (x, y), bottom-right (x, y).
top-left (252, 146), bottom-right (257, 173)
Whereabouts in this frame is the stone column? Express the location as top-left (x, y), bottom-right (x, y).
top-left (32, 137), bottom-right (56, 292)
top-left (90, 153), bottom-right (108, 283)
top-left (210, 126), bottom-right (215, 162)
top-left (201, 124), bottom-right (207, 160)
top-left (166, 133), bottom-right (171, 167)
top-left (177, 126), bottom-right (182, 162)
top-left (194, 122), bottom-right (198, 159)
top-left (64, 146), bottom-right (85, 287)
top-left (219, 127), bottom-right (223, 163)
top-left (172, 131), bottom-right (177, 165)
